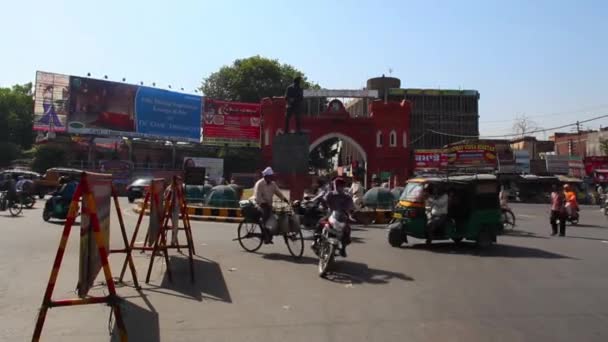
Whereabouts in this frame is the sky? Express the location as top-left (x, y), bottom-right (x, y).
top-left (1, 0), bottom-right (607, 137)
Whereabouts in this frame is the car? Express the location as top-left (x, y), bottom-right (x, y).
top-left (126, 178), bottom-right (153, 203)
top-left (34, 168), bottom-right (82, 199)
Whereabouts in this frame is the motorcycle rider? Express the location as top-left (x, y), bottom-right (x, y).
top-left (322, 177), bottom-right (354, 257)
top-left (49, 176), bottom-right (77, 209)
top-left (251, 167), bottom-right (289, 244)
top-left (563, 184), bottom-right (579, 219)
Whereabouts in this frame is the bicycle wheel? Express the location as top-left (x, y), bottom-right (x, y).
top-left (284, 230), bottom-right (304, 258)
top-left (237, 221), bottom-right (264, 252)
top-left (502, 209), bottom-right (515, 230)
top-left (9, 201), bottom-right (23, 217)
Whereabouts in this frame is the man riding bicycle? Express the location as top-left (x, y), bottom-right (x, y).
top-left (251, 167), bottom-right (289, 244)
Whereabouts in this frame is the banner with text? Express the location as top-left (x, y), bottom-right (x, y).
top-left (446, 143), bottom-right (497, 170)
top-left (66, 76), bottom-right (202, 142)
top-left (202, 99), bottom-right (261, 147)
top-left (413, 149), bottom-right (448, 170)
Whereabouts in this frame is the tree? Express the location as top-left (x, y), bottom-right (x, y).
top-left (309, 138), bottom-right (340, 171)
top-left (31, 144), bottom-right (68, 173)
top-left (512, 114), bottom-right (541, 136)
top-left (201, 56), bottom-right (319, 103)
top-left (0, 83), bottom-right (35, 150)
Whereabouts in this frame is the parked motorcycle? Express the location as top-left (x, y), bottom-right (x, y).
top-left (312, 210), bottom-right (350, 277)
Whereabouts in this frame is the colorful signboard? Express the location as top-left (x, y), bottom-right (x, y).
top-left (66, 75), bottom-right (202, 142)
top-left (33, 71), bottom-right (70, 133)
top-left (77, 174), bottom-right (112, 297)
top-left (414, 149), bottom-right (448, 170)
top-left (202, 99), bottom-right (261, 147)
top-left (446, 143), bottom-right (497, 170)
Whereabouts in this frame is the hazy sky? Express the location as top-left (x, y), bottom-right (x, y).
top-left (1, 0), bottom-right (607, 137)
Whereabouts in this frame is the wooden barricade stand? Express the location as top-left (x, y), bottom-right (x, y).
top-left (146, 176), bottom-right (196, 283)
top-left (120, 176), bottom-right (196, 285)
top-left (32, 172), bottom-right (135, 342)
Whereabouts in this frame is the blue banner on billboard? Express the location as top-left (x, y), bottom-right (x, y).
top-left (66, 75), bottom-right (202, 142)
top-left (135, 87), bottom-right (201, 141)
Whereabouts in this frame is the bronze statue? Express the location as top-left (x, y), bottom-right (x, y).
top-left (284, 76), bottom-right (303, 133)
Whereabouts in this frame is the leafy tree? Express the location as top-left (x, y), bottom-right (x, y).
top-left (309, 138), bottom-right (339, 171)
top-left (0, 83), bottom-right (35, 150)
top-left (0, 142), bottom-right (21, 167)
top-left (31, 144), bottom-right (68, 173)
top-left (201, 56), bottom-right (319, 103)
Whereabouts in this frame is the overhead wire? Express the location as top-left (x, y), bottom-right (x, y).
top-left (427, 113), bottom-right (608, 139)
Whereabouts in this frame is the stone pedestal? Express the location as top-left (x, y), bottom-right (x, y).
top-left (272, 133), bottom-right (309, 174)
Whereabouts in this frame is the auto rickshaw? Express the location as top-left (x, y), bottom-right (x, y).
top-left (388, 174), bottom-right (501, 248)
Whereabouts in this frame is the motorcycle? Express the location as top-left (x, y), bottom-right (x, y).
top-left (565, 202), bottom-right (579, 225)
top-left (292, 195), bottom-right (327, 230)
top-left (43, 197), bottom-right (71, 222)
top-left (312, 210), bottom-right (350, 277)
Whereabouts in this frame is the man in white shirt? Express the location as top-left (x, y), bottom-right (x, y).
top-left (251, 167), bottom-right (289, 243)
top-left (424, 184), bottom-right (448, 244)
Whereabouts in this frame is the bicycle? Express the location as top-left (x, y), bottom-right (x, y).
top-left (0, 191), bottom-right (23, 217)
top-left (501, 207), bottom-right (515, 230)
top-left (237, 201), bottom-right (304, 258)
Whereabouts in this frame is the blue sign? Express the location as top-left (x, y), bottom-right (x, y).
top-left (135, 87), bottom-right (202, 141)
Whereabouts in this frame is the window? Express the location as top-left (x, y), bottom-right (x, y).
top-left (403, 132), bottom-right (408, 148)
top-left (376, 131), bottom-right (383, 147)
top-left (389, 130), bottom-right (397, 147)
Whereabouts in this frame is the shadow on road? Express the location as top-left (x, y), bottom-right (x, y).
top-left (111, 293), bottom-right (159, 342)
top-left (144, 255), bottom-right (232, 303)
top-left (501, 229), bottom-right (549, 239)
top-left (326, 260), bottom-right (414, 285)
top-left (263, 252), bottom-right (317, 265)
top-left (410, 242), bottom-right (575, 259)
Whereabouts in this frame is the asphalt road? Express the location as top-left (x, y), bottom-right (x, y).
top-left (1, 198), bottom-right (608, 342)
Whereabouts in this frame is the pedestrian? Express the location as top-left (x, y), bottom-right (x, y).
top-left (550, 184), bottom-right (566, 236)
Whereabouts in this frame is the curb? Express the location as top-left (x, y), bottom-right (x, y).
top-left (132, 204), bottom-right (243, 223)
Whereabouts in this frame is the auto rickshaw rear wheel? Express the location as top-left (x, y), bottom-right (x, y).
top-left (388, 229), bottom-right (403, 247)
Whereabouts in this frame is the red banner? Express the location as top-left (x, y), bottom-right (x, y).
top-left (414, 149), bottom-right (448, 170)
top-left (202, 99), bottom-right (261, 147)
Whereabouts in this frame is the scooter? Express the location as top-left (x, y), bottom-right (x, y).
top-left (43, 197), bottom-right (71, 222)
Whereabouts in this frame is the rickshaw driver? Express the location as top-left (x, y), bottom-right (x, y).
top-left (424, 184), bottom-right (449, 244)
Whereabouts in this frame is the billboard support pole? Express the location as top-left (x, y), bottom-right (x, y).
top-left (32, 173), bottom-right (128, 342)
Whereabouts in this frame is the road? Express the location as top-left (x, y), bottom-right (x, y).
top-left (1, 198), bottom-right (608, 341)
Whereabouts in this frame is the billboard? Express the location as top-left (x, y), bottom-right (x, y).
top-left (514, 150), bottom-right (531, 173)
top-left (33, 71), bottom-right (70, 132)
top-left (77, 174), bottom-right (112, 297)
top-left (414, 149), bottom-right (448, 170)
top-left (202, 99), bottom-right (261, 147)
top-left (544, 155), bottom-right (569, 174)
top-left (446, 143), bottom-right (497, 170)
top-left (67, 76), bottom-right (202, 142)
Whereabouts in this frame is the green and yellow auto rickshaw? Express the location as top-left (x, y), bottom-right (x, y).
top-left (388, 174), bottom-right (501, 248)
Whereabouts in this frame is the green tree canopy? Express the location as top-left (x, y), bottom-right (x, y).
top-left (201, 56), bottom-right (319, 103)
top-left (0, 83), bottom-right (35, 150)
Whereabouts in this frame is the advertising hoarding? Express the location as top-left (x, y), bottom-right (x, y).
top-left (202, 99), bottom-right (261, 147)
top-left (446, 143), bottom-right (497, 170)
top-left (514, 150), bottom-right (531, 173)
top-left (33, 71), bottom-right (70, 132)
top-left (414, 149), bottom-right (448, 170)
top-left (67, 76), bottom-right (202, 142)
top-left (77, 174), bottom-right (112, 297)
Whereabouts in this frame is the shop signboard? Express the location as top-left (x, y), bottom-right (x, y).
top-left (446, 143), bottom-right (497, 170)
top-left (202, 99), bottom-right (261, 147)
top-left (413, 149), bottom-right (448, 170)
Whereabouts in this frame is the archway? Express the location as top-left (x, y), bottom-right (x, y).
top-left (308, 132), bottom-right (368, 187)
